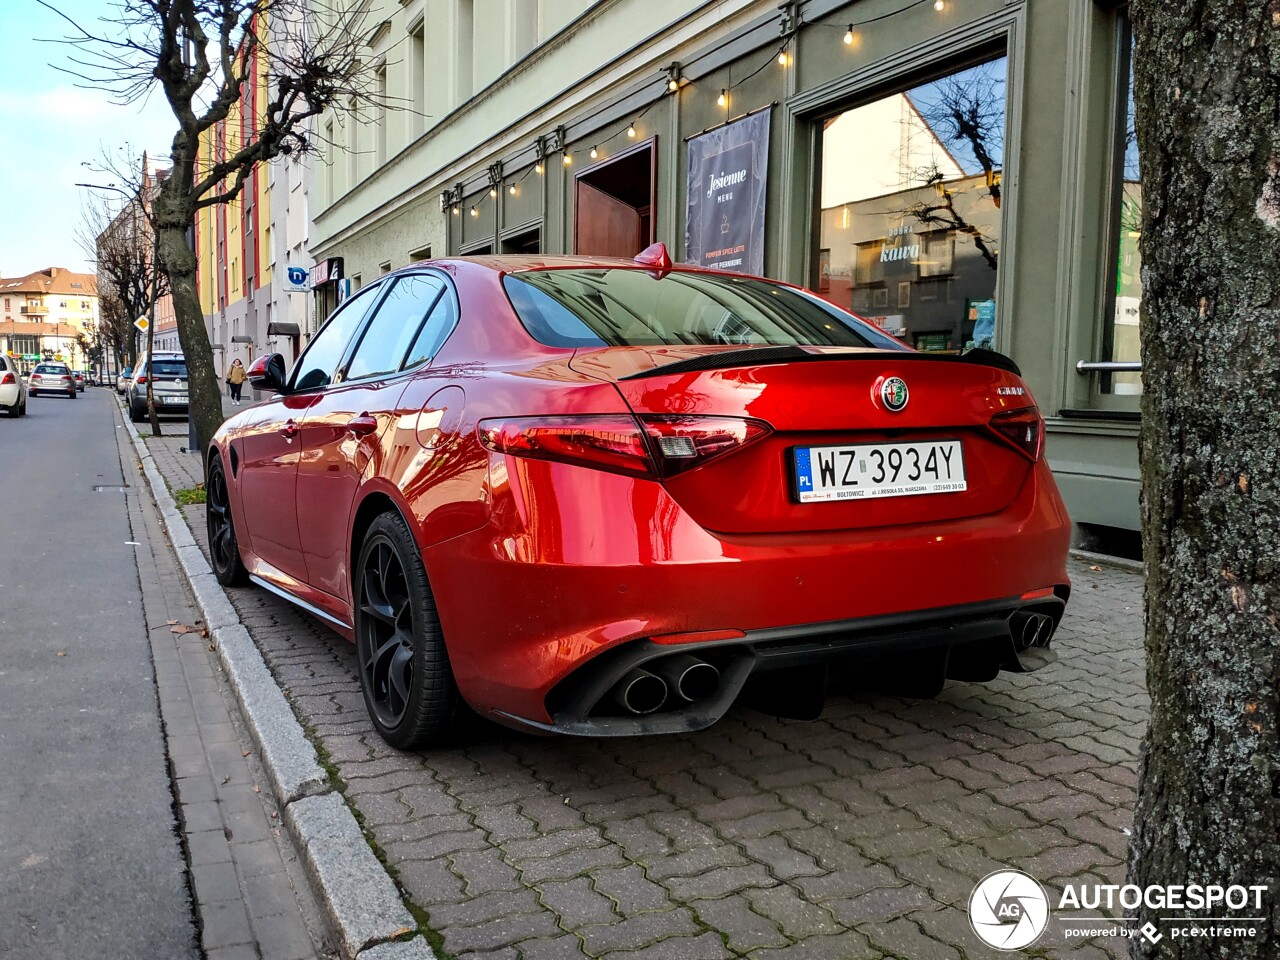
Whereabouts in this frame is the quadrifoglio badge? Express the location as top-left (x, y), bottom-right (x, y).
top-left (967, 869), bottom-right (1269, 950)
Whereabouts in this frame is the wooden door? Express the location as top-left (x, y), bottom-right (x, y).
top-left (574, 180), bottom-right (643, 258)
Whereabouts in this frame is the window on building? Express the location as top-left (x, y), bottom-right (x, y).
top-left (1103, 21), bottom-right (1142, 395)
top-left (347, 96), bottom-right (359, 186)
top-left (409, 20), bottom-right (426, 138)
top-left (818, 56), bottom-right (1007, 353)
top-left (375, 63), bottom-right (388, 166)
top-left (324, 119), bottom-right (336, 202)
top-left (455, 0), bottom-right (475, 102)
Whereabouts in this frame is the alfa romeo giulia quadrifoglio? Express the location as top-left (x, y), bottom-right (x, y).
top-left (206, 244), bottom-right (1071, 749)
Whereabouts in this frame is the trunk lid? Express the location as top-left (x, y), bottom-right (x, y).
top-left (574, 346), bottom-right (1037, 534)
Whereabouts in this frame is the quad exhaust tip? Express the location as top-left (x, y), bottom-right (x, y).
top-left (612, 668), bottom-right (668, 715)
top-left (650, 653), bottom-right (720, 703)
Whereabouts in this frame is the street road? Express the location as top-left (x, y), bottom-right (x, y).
top-left (0, 389), bottom-right (197, 960)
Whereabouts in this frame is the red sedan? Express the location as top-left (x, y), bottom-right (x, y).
top-left (206, 245), bottom-right (1070, 749)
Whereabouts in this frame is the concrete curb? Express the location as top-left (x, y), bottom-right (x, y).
top-left (285, 795), bottom-right (418, 958)
top-left (1069, 547), bottom-right (1144, 575)
top-left (120, 410), bottom-right (433, 960)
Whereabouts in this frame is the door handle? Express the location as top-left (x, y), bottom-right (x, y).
top-left (347, 414), bottom-right (378, 437)
top-left (279, 419), bottom-right (299, 440)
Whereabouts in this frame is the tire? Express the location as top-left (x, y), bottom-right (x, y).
top-left (28, 390), bottom-right (37, 398)
top-left (129, 400), bottom-right (145, 422)
top-left (354, 512), bottom-right (461, 749)
top-left (206, 454), bottom-right (248, 587)
top-left (68, 388), bottom-right (77, 399)
top-left (17, 399), bottom-right (25, 417)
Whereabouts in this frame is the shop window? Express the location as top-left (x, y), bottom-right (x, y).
top-left (1102, 22), bottom-right (1142, 395)
top-left (818, 57), bottom-right (1006, 352)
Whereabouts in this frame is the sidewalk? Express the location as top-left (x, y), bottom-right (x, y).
top-left (134, 390), bottom-right (1148, 960)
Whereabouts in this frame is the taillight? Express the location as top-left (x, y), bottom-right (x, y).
top-left (478, 414), bottom-right (772, 479)
top-left (0, 372), bottom-right (13, 385)
top-left (30, 375), bottom-right (41, 381)
top-left (135, 376), bottom-right (148, 384)
top-left (479, 416), bottom-right (654, 477)
top-left (639, 415), bottom-right (772, 477)
top-left (988, 406), bottom-right (1044, 462)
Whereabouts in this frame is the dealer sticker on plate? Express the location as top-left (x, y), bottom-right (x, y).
top-left (793, 440), bottom-right (966, 502)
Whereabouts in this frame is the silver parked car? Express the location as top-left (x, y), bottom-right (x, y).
top-left (116, 366), bottom-right (133, 394)
top-left (0, 354), bottom-right (27, 416)
top-left (28, 362), bottom-right (77, 400)
top-left (128, 352), bottom-right (188, 422)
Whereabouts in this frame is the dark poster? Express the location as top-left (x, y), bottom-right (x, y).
top-left (684, 109), bottom-right (771, 275)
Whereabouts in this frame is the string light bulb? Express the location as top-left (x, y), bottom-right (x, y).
top-left (777, 49), bottom-right (789, 66)
top-left (469, 206), bottom-right (478, 218)
top-left (488, 187), bottom-right (497, 199)
top-left (668, 77), bottom-right (679, 91)
top-left (717, 89), bottom-right (728, 107)
top-left (843, 24), bottom-right (854, 44)
top-left (934, 0), bottom-right (945, 9)
top-left (508, 184), bottom-right (517, 196)
top-left (535, 161), bottom-right (543, 174)
top-left (563, 153), bottom-right (572, 166)
top-left (452, 204), bottom-right (460, 216)
top-left (627, 123), bottom-right (636, 138)
top-left (590, 145), bottom-right (599, 159)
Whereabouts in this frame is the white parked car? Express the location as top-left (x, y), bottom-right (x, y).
top-left (0, 354), bottom-right (27, 417)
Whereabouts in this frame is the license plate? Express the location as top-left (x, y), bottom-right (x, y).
top-left (164, 396), bottom-right (188, 405)
top-left (792, 440), bottom-right (966, 502)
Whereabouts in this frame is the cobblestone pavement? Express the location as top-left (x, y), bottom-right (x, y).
top-left (143, 411), bottom-right (1146, 960)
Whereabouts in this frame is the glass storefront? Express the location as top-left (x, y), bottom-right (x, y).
top-left (1105, 26), bottom-right (1143, 395)
top-left (818, 57), bottom-right (1007, 353)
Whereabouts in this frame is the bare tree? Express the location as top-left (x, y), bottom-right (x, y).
top-left (77, 165), bottom-right (169, 367)
top-left (901, 64), bottom-right (1005, 271)
top-left (44, 0), bottom-right (374, 451)
top-left (1127, 2), bottom-right (1280, 957)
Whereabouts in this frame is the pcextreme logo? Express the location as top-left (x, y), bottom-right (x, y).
top-left (968, 869), bottom-right (1269, 950)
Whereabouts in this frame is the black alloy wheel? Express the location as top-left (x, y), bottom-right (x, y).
top-left (206, 455), bottom-right (248, 586)
top-left (355, 512), bottom-right (460, 750)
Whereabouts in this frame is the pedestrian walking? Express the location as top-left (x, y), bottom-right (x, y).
top-left (227, 357), bottom-right (247, 404)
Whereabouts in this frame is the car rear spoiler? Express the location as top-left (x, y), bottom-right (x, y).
top-left (617, 346), bottom-right (1022, 380)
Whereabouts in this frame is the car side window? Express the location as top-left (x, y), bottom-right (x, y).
top-left (402, 283), bottom-right (460, 369)
top-left (344, 274), bottom-right (446, 382)
top-left (290, 285), bottom-right (383, 391)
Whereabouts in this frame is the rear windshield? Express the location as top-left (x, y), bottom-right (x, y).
top-left (503, 269), bottom-right (905, 350)
top-left (148, 360), bottom-right (187, 378)
top-left (34, 364), bottom-right (68, 375)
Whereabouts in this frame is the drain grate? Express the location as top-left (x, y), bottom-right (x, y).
top-left (92, 484), bottom-right (131, 492)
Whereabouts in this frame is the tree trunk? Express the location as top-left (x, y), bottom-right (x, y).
top-left (156, 220), bottom-right (224, 459)
top-left (1128, 3), bottom-right (1280, 958)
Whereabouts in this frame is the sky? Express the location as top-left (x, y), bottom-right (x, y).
top-left (1, 1), bottom-right (179, 275)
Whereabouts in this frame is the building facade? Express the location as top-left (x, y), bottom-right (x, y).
top-left (0, 267), bottom-right (99, 373)
top-left (195, 13), bottom-right (316, 381)
top-left (300, 0), bottom-right (1144, 534)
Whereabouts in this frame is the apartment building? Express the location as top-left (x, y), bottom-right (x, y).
top-left (301, 0), bottom-right (1144, 535)
top-left (194, 12), bottom-right (315, 379)
top-left (0, 267), bottom-right (99, 374)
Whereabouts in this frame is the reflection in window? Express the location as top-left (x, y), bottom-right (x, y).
top-left (1107, 26), bottom-right (1143, 395)
top-left (818, 57), bottom-right (1006, 352)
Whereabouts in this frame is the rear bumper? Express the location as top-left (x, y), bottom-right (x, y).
top-left (424, 457), bottom-right (1072, 730)
top-left (0, 384), bottom-right (19, 405)
top-left (498, 593), bottom-right (1065, 736)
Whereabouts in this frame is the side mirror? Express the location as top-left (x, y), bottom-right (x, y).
top-left (247, 353), bottom-right (289, 394)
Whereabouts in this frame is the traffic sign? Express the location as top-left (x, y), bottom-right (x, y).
top-left (134, 316), bottom-right (150, 332)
